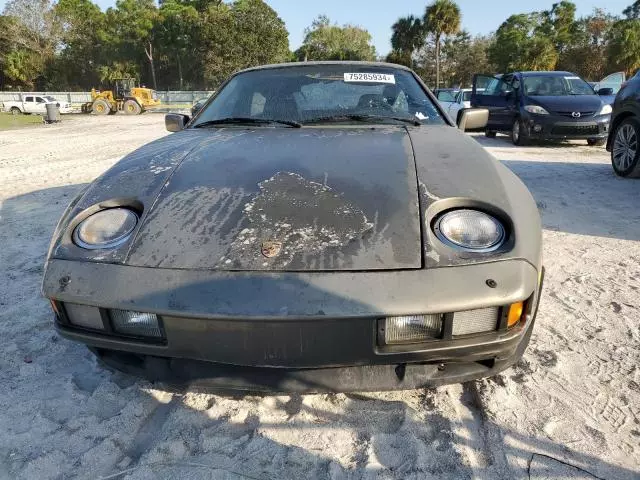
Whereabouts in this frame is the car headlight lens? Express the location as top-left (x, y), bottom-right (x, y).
top-left (524, 105), bottom-right (549, 115)
top-left (598, 104), bottom-right (612, 115)
top-left (384, 314), bottom-right (443, 344)
top-left (73, 208), bottom-right (138, 249)
top-left (434, 210), bottom-right (505, 251)
top-left (110, 309), bottom-right (162, 338)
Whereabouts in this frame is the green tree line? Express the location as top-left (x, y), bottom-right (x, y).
top-left (0, 0), bottom-right (293, 90)
top-left (1, 0), bottom-right (639, 91)
top-left (0, 0), bottom-right (378, 90)
top-left (389, 0), bottom-right (640, 88)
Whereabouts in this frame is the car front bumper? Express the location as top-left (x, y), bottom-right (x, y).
top-left (523, 113), bottom-right (610, 140)
top-left (44, 258), bottom-right (543, 392)
top-left (88, 321), bottom-right (537, 393)
top-left (78, 313), bottom-right (539, 392)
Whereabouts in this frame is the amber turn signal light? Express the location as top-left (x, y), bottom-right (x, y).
top-left (49, 300), bottom-right (60, 316)
top-left (507, 302), bottom-right (524, 327)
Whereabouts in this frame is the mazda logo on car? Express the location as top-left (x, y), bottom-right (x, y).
top-left (572, 112), bottom-right (581, 118)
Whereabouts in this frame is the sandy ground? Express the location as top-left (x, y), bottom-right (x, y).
top-left (0, 115), bottom-right (638, 480)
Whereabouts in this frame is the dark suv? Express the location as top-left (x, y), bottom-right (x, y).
top-left (606, 70), bottom-right (640, 177)
top-left (471, 71), bottom-right (613, 145)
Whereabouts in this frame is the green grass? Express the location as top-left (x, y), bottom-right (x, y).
top-left (0, 112), bottom-right (44, 130)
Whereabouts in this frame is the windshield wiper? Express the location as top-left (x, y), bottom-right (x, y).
top-left (305, 114), bottom-right (422, 126)
top-left (193, 117), bottom-right (302, 128)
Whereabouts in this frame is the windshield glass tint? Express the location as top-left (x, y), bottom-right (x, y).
top-left (523, 75), bottom-right (595, 96)
top-left (193, 65), bottom-right (444, 126)
top-left (44, 96), bottom-right (56, 101)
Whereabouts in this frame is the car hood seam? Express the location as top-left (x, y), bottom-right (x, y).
top-left (123, 135), bottom-right (207, 262)
top-left (405, 126), bottom-right (425, 268)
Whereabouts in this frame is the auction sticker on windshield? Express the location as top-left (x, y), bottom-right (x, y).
top-left (344, 73), bottom-right (396, 84)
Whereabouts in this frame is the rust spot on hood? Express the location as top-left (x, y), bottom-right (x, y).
top-left (222, 172), bottom-right (373, 269)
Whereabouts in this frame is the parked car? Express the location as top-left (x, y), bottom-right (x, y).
top-left (2, 94), bottom-right (73, 115)
top-left (472, 71), bottom-right (613, 146)
top-left (191, 97), bottom-right (208, 117)
top-left (433, 88), bottom-right (459, 103)
top-left (438, 88), bottom-right (484, 121)
top-left (591, 71), bottom-right (627, 102)
top-left (587, 72), bottom-right (632, 106)
top-left (620, 69), bottom-right (640, 90)
top-left (42, 61), bottom-right (543, 393)
top-left (606, 72), bottom-right (640, 177)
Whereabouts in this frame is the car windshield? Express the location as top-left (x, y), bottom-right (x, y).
top-left (523, 75), bottom-right (595, 96)
top-left (192, 64), bottom-right (445, 127)
top-left (44, 96), bottom-right (56, 102)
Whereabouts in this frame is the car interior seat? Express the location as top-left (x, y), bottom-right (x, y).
top-left (263, 94), bottom-right (300, 120)
top-left (357, 94), bottom-right (388, 109)
top-left (538, 81), bottom-right (551, 96)
top-left (382, 84), bottom-right (400, 107)
top-left (547, 78), bottom-right (564, 95)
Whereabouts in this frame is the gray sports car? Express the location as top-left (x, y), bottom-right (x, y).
top-left (43, 62), bottom-right (543, 392)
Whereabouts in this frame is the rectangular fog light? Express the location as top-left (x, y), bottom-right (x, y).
top-left (64, 303), bottom-right (104, 330)
top-left (452, 307), bottom-right (499, 336)
top-left (110, 310), bottom-right (162, 338)
top-left (384, 314), bottom-right (443, 344)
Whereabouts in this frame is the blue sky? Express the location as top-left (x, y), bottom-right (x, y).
top-left (0, 0), bottom-right (633, 54)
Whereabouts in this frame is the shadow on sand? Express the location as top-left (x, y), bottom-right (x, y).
top-left (87, 380), bottom-right (637, 480)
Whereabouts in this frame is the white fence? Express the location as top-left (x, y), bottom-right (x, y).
top-left (0, 91), bottom-right (214, 106)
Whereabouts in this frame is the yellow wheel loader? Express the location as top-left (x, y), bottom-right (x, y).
top-left (82, 78), bottom-right (161, 115)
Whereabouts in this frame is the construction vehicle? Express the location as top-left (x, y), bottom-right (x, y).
top-left (81, 78), bottom-right (161, 115)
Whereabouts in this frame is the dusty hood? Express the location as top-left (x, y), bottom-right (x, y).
top-left (408, 126), bottom-right (542, 269)
top-left (49, 125), bottom-right (540, 273)
top-left (125, 127), bottom-right (422, 271)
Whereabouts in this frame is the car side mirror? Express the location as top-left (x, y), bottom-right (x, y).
top-left (457, 108), bottom-right (489, 131)
top-left (165, 113), bottom-right (189, 132)
top-left (598, 88), bottom-right (614, 96)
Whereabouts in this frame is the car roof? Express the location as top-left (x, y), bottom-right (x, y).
top-left (237, 61), bottom-right (413, 75)
top-left (513, 71), bottom-right (578, 77)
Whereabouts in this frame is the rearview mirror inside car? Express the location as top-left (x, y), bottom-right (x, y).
top-left (597, 88), bottom-right (614, 96)
top-left (457, 108), bottom-right (489, 131)
top-left (165, 113), bottom-right (190, 132)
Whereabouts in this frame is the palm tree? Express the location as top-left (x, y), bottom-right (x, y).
top-left (424, 0), bottom-right (461, 88)
top-left (607, 18), bottom-right (640, 75)
top-left (391, 15), bottom-right (424, 67)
